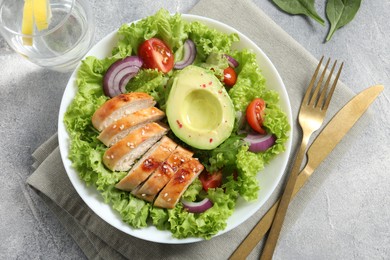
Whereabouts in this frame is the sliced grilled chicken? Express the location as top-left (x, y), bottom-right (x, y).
top-left (103, 122), bottom-right (168, 171)
top-left (92, 92), bottom-right (155, 131)
top-left (98, 107), bottom-right (165, 146)
top-left (132, 146), bottom-right (193, 202)
top-left (115, 136), bottom-right (177, 191)
top-left (154, 158), bottom-right (204, 209)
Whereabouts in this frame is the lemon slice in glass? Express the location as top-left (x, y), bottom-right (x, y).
top-left (21, 0), bottom-right (34, 46)
top-left (21, 0), bottom-right (52, 46)
top-left (33, 0), bottom-right (52, 31)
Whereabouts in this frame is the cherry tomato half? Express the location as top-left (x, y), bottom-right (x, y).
top-left (246, 98), bottom-right (266, 134)
top-left (138, 38), bottom-right (174, 73)
top-left (199, 170), bottom-right (223, 191)
top-left (223, 67), bottom-right (237, 87)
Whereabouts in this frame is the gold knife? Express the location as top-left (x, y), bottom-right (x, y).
top-left (229, 84), bottom-right (384, 260)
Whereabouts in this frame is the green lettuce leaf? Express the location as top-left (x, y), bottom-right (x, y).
top-left (188, 21), bottom-right (239, 63)
top-left (235, 146), bottom-right (263, 201)
top-left (109, 188), bottom-right (150, 228)
top-left (195, 133), bottom-right (246, 173)
top-left (113, 9), bottom-right (188, 58)
top-left (168, 187), bottom-right (236, 239)
top-left (126, 69), bottom-right (169, 107)
top-left (228, 49), bottom-right (267, 112)
top-left (181, 178), bottom-right (203, 201)
top-left (150, 207), bottom-right (170, 230)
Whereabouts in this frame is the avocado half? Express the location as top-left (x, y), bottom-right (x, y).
top-left (166, 65), bottom-right (235, 150)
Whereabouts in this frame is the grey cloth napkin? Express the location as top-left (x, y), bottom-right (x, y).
top-left (27, 0), bottom-right (365, 259)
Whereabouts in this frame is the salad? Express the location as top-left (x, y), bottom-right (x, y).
top-left (63, 9), bottom-right (290, 240)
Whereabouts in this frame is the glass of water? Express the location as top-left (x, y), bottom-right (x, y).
top-left (0, 0), bottom-right (94, 72)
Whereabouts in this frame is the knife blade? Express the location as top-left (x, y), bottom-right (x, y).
top-left (229, 85), bottom-right (384, 260)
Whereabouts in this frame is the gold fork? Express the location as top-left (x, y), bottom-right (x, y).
top-left (259, 57), bottom-right (343, 260)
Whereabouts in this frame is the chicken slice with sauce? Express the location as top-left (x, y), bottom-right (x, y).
top-left (115, 136), bottom-right (177, 191)
top-left (132, 146), bottom-right (193, 202)
top-left (154, 158), bottom-right (204, 209)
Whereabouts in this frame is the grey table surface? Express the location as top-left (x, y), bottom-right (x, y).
top-left (1, 0), bottom-right (389, 259)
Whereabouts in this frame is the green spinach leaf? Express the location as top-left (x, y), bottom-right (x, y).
top-left (326, 0), bottom-right (362, 41)
top-left (272, 0), bottom-right (325, 26)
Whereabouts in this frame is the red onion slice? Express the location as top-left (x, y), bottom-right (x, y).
top-left (181, 198), bottom-right (213, 213)
top-left (103, 56), bottom-right (143, 97)
top-left (174, 39), bottom-right (196, 69)
top-left (224, 54), bottom-right (239, 68)
top-left (244, 133), bottom-right (276, 152)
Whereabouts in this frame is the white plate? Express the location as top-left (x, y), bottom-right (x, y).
top-left (58, 14), bottom-right (293, 244)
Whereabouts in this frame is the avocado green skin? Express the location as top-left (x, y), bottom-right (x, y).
top-left (166, 65), bottom-right (235, 150)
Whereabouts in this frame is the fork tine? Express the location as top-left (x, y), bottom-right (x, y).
top-left (323, 62), bottom-right (344, 110)
top-left (302, 56), bottom-right (324, 105)
top-left (317, 60), bottom-right (337, 108)
top-left (309, 58), bottom-right (330, 107)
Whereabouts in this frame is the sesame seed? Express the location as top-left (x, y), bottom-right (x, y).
top-left (110, 155), bottom-right (114, 159)
top-left (167, 198), bottom-right (172, 202)
top-left (164, 193), bottom-right (168, 197)
top-left (141, 193), bottom-right (146, 197)
top-left (112, 125), bottom-right (117, 129)
top-left (119, 124), bottom-right (124, 130)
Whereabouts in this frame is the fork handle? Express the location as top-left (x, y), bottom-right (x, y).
top-left (260, 132), bottom-right (311, 260)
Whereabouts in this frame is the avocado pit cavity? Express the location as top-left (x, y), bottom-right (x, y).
top-left (183, 89), bottom-right (222, 132)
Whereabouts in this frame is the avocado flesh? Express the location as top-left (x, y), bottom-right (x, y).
top-left (166, 65), bottom-right (235, 150)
